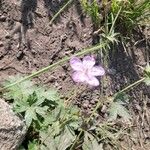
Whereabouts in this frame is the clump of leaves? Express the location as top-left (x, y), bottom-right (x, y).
top-left (80, 0), bottom-right (101, 26)
top-left (3, 76), bottom-right (81, 150)
top-left (3, 76), bottom-right (59, 127)
top-left (2, 75), bottom-right (133, 150)
top-left (111, 0), bottom-right (150, 30)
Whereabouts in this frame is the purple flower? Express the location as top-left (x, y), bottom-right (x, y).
top-left (70, 56), bottom-right (105, 86)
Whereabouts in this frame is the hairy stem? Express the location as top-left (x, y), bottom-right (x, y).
top-left (0, 42), bottom-right (107, 91)
top-left (117, 77), bottom-right (145, 94)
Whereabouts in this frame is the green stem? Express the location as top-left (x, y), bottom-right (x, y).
top-left (70, 100), bottom-right (102, 150)
top-left (109, 7), bottom-right (122, 35)
top-left (0, 42), bottom-right (107, 91)
top-left (70, 129), bottom-right (83, 150)
top-left (70, 77), bottom-right (146, 149)
top-left (86, 100), bottom-right (102, 123)
top-left (117, 77), bottom-right (145, 94)
top-left (46, 0), bottom-right (73, 28)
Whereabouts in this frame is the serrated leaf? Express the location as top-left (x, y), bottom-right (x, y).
top-left (13, 99), bottom-right (29, 113)
top-left (3, 76), bottom-right (34, 101)
top-left (25, 108), bottom-right (37, 127)
top-left (36, 87), bottom-right (60, 102)
top-left (28, 141), bottom-right (39, 150)
top-left (114, 92), bottom-right (129, 103)
top-left (40, 127), bottom-right (75, 150)
top-left (55, 127), bottom-right (76, 150)
top-left (14, 105), bottom-right (27, 113)
top-left (144, 78), bottom-right (150, 85)
top-left (145, 65), bottom-right (150, 74)
top-left (82, 132), bottom-right (103, 150)
top-left (35, 106), bottom-right (48, 117)
top-left (43, 112), bottom-right (56, 126)
top-left (28, 92), bottom-right (38, 106)
top-left (40, 130), bottom-right (57, 150)
top-left (108, 102), bottom-right (131, 121)
top-left (52, 121), bottom-right (61, 136)
top-left (40, 145), bottom-right (49, 150)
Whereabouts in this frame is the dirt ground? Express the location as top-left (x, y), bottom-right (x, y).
top-left (0, 0), bottom-right (150, 149)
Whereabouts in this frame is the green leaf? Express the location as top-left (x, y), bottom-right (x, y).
top-left (27, 92), bottom-right (38, 106)
top-left (14, 105), bottom-right (27, 113)
top-left (3, 76), bottom-right (34, 101)
top-left (28, 141), bottom-right (39, 150)
top-left (40, 127), bottom-right (76, 150)
top-left (144, 65), bottom-right (150, 85)
top-left (54, 127), bottom-right (76, 150)
top-left (114, 92), bottom-right (129, 103)
top-left (35, 106), bottom-right (48, 117)
top-left (40, 130), bottom-right (57, 150)
top-left (108, 102), bottom-right (131, 121)
top-left (52, 121), bottom-right (61, 136)
top-left (42, 112), bottom-right (56, 126)
top-left (145, 65), bottom-right (150, 73)
top-left (82, 132), bottom-right (103, 150)
top-left (144, 78), bottom-right (150, 85)
top-left (36, 87), bottom-right (60, 102)
top-left (25, 108), bottom-right (37, 127)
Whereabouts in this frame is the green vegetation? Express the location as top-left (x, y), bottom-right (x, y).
top-left (0, 0), bottom-right (150, 149)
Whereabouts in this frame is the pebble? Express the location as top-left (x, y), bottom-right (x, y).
top-left (0, 41), bottom-right (3, 47)
top-left (101, 105), bottom-right (107, 113)
top-left (107, 68), bottom-right (117, 75)
top-left (82, 100), bottom-right (89, 108)
top-left (0, 15), bottom-right (6, 21)
top-left (90, 100), bottom-right (96, 105)
top-left (88, 104), bottom-right (92, 109)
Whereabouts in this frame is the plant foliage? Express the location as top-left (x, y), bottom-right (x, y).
top-left (108, 93), bottom-right (131, 121)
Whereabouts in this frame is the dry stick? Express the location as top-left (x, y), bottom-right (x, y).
top-left (0, 42), bottom-right (107, 92)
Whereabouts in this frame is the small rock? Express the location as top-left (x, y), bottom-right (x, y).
top-left (0, 41), bottom-right (4, 47)
top-left (88, 104), bottom-right (92, 109)
top-left (5, 33), bottom-right (11, 39)
top-left (101, 105), bottom-right (107, 113)
top-left (0, 15), bottom-right (6, 21)
top-left (107, 68), bottom-right (116, 75)
top-left (90, 100), bottom-right (96, 105)
top-left (16, 51), bottom-right (25, 60)
top-left (0, 98), bottom-right (27, 150)
top-left (82, 100), bottom-right (89, 108)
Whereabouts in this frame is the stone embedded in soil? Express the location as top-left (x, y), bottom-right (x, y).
top-left (0, 41), bottom-right (4, 47)
top-left (101, 105), bottom-right (107, 113)
top-left (88, 104), bottom-right (92, 109)
top-left (0, 15), bottom-right (6, 21)
top-left (90, 99), bottom-right (96, 105)
top-left (0, 98), bottom-right (27, 150)
top-left (82, 100), bottom-right (90, 108)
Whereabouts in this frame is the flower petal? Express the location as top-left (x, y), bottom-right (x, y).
top-left (72, 71), bottom-right (87, 83)
top-left (90, 66), bottom-right (105, 76)
top-left (86, 76), bottom-right (99, 86)
top-left (70, 57), bottom-right (83, 71)
top-left (83, 56), bottom-right (95, 69)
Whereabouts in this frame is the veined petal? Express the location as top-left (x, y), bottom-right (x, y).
top-left (70, 57), bottom-right (83, 71)
top-left (72, 71), bottom-right (87, 83)
top-left (86, 76), bottom-right (99, 86)
top-left (83, 56), bottom-right (95, 69)
top-left (90, 66), bottom-right (105, 76)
